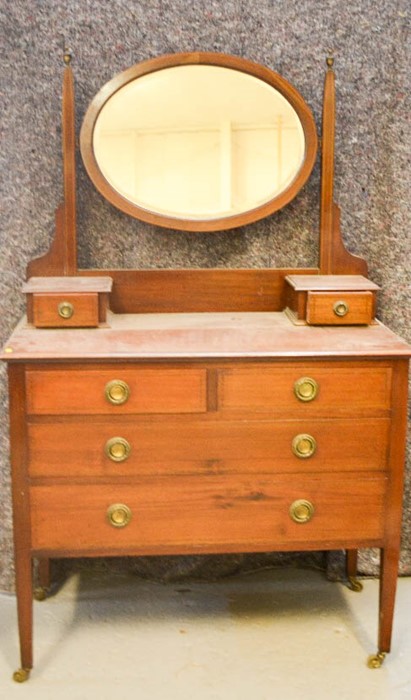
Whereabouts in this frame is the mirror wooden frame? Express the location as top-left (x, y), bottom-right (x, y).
top-left (80, 52), bottom-right (318, 232)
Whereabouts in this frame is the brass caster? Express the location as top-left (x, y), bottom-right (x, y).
top-left (347, 576), bottom-right (363, 592)
top-left (33, 586), bottom-right (49, 601)
top-left (367, 652), bottom-right (386, 669)
top-left (13, 667), bottom-right (31, 683)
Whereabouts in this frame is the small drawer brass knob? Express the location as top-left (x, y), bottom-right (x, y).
top-left (294, 377), bottom-right (319, 402)
top-left (105, 437), bottom-right (131, 462)
top-left (289, 499), bottom-right (315, 524)
top-left (292, 433), bottom-right (317, 459)
top-left (58, 301), bottom-right (74, 319)
top-left (107, 503), bottom-right (132, 528)
top-left (105, 380), bottom-right (130, 405)
top-left (333, 300), bottom-right (349, 317)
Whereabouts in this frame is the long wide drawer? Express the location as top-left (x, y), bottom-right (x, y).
top-left (30, 474), bottom-right (386, 553)
top-left (26, 367), bottom-right (207, 415)
top-left (27, 417), bottom-right (390, 477)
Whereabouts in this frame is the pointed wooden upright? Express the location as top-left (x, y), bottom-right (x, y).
top-left (320, 56), bottom-right (367, 275)
top-left (27, 49), bottom-right (77, 277)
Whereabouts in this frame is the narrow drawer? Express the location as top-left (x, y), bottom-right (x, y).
top-left (26, 367), bottom-right (207, 415)
top-left (28, 417), bottom-right (390, 477)
top-left (306, 291), bottom-right (374, 325)
top-left (30, 474), bottom-right (386, 554)
top-left (31, 293), bottom-right (100, 328)
top-left (219, 364), bottom-right (392, 415)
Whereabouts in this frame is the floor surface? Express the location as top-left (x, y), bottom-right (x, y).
top-left (0, 568), bottom-right (410, 699)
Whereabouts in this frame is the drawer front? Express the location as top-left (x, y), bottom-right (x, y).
top-left (26, 367), bottom-right (207, 415)
top-left (32, 293), bottom-right (99, 328)
top-left (28, 417), bottom-right (390, 477)
top-left (219, 364), bottom-right (392, 415)
top-left (306, 291), bottom-right (374, 325)
top-left (30, 474), bottom-right (386, 553)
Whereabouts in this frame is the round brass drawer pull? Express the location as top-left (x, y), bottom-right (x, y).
top-left (107, 503), bottom-right (132, 528)
top-left (333, 300), bottom-right (349, 317)
top-left (292, 433), bottom-right (317, 459)
top-left (289, 499), bottom-right (315, 524)
top-left (294, 377), bottom-right (318, 402)
top-left (105, 437), bottom-right (131, 462)
top-left (58, 301), bottom-right (74, 319)
top-left (105, 379), bottom-right (130, 405)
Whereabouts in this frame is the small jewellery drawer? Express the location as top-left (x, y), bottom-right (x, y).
top-left (306, 291), bottom-right (374, 325)
top-left (31, 293), bottom-right (100, 328)
top-left (25, 367), bottom-right (207, 415)
top-left (219, 364), bottom-right (392, 415)
top-left (27, 417), bottom-right (390, 477)
top-left (284, 274), bottom-right (379, 325)
top-left (30, 474), bottom-right (387, 553)
top-left (23, 276), bottom-right (112, 327)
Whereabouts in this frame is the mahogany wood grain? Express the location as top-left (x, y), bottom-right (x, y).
top-left (26, 59), bottom-right (78, 280)
top-left (4, 314), bottom-right (410, 361)
top-left (27, 416), bottom-right (390, 478)
top-left (319, 61), bottom-right (367, 276)
top-left (26, 366), bottom-right (207, 415)
top-left (30, 474), bottom-right (386, 553)
top-left (320, 61), bottom-right (335, 274)
top-left (286, 275), bottom-right (379, 292)
top-left (23, 277), bottom-right (113, 293)
top-left (8, 364), bottom-right (33, 672)
top-left (306, 291), bottom-right (374, 325)
top-left (31, 293), bottom-right (99, 328)
top-left (62, 60), bottom-right (77, 274)
top-left (79, 268), bottom-right (318, 314)
top-left (378, 359), bottom-right (409, 653)
top-left (219, 362), bottom-right (392, 415)
top-left (285, 275), bottom-right (378, 323)
top-left (24, 276), bottom-right (113, 326)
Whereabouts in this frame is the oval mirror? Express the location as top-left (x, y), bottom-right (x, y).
top-left (80, 53), bottom-right (317, 231)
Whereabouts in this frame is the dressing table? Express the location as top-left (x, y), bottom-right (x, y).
top-left (2, 50), bottom-right (410, 682)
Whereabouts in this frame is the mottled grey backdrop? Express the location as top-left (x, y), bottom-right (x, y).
top-left (1, 0), bottom-right (410, 591)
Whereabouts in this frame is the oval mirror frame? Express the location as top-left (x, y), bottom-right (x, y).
top-left (80, 52), bottom-right (318, 232)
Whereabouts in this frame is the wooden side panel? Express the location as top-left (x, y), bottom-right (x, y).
top-left (30, 474), bottom-right (386, 554)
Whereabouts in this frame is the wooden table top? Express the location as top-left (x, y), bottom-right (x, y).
top-left (2, 312), bottom-right (410, 361)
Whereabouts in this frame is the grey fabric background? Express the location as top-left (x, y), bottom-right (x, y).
top-left (0, 0), bottom-right (410, 591)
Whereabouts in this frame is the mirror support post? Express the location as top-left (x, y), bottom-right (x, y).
top-left (319, 56), bottom-right (368, 276)
top-left (319, 55), bottom-right (335, 273)
top-left (27, 50), bottom-right (78, 278)
top-left (61, 48), bottom-right (77, 274)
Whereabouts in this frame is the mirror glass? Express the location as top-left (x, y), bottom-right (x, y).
top-left (92, 65), bottom-right (306, 221)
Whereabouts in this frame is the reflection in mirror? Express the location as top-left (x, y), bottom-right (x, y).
top-left (93, 65), bottom-right (305, 221)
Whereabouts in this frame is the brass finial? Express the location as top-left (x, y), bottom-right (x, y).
top-left (63, 47), bottom-right (72, 65)
top-left (326, 51), bottom-right (334, 68)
